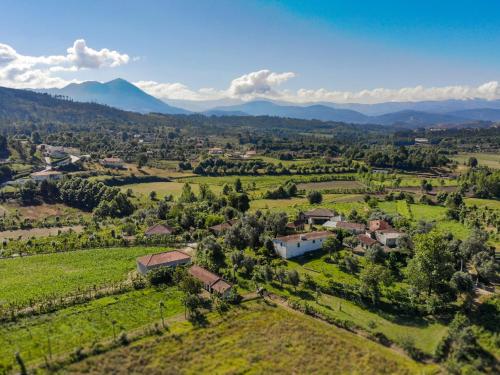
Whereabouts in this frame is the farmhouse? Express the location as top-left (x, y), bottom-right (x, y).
top-left (188, 265), bottom-right (233, 297)
top-left (299, 208), bottom-right (335, 225)
top-left (136, 250), bottom-right (191, 274)
top-left (144, 223), bottom-right (175, 237)
top-left (100, 157), bottom-right (125, 169)
top-left (273, 231), bottom-right (333, 259)
top-left (375, 229), bottom-right (404, 247)
top-left (30, 170), bottom-right (63, 182)
top-left (357, 234), bottom-right (378, 249)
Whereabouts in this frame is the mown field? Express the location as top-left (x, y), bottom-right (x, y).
top-left (0, 247), bottom-right (162, 306)
top-left (0, 288), bottom-right (183, 370)
top-left (63, 300), bottom-right (435, 375)
top-left (451, 152), bottom-right (500, 169)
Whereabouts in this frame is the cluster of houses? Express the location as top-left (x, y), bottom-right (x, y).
top-left (272, 208), bottom-right (406, 259)
top-left (136, 250), bottom-right (233, 298)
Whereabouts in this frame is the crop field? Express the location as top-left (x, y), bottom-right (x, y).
top-left (451, 152), bottom-right (500, 169)
top-left (296, 180), bottom-right (365, 190)
top-left (0, 288), bottom-right (183, 370)
top-left (120, 181), bottom-right (222, 199)
top-left (465, 197), bottom-right (500, 210)
top-left (0, 247), bottom-right (162, 306)
top-left (63, 300), bottom-right (433, 375)
top-left (0, 225), bottom-right (83, 241)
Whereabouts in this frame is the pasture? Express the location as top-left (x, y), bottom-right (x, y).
top-left (63, 301), bottom-right (433, 375)
top-left (451, 152), bottom-right (500, 169)
top-left (0, 246), bottom-right (162, 306)
top-left (0, 288), bottom-right (183, 370)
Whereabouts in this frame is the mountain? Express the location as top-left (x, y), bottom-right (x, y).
top-left (370, 110), bottom-right (467, 126)
top-left (447, 108), bottom-right (500, 122)
top-left (40, 79), bottom-right (190, 115)
top-left (211, 100), bottom-right (370, 123)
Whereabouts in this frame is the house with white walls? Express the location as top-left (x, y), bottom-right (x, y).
top-left (273, 231), bottom-right (334, 259)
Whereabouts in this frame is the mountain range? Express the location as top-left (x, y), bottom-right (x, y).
top-left (34, 79), bottom-right (500, 127)
top-left (39, 78), bottom-right (190, 115)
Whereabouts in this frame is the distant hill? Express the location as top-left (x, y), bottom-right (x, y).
top-left (39, 79), bottom-right (190, 115)
top-left (447, 108), bottom-right (500, 122)
top-left (211, 100), bottom-right (370, 123)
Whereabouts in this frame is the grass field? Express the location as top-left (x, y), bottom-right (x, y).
top-left (120, 181), bottom-right (205, 199)
top-left (297, 180), bottom-right (365, 190)
top-left (465, 197), bottom-right (500, 210)
top-left (0, 225), bottom-right (83, 241)
top-left (0, 288), bottom-right (183, 370)
top-left (0, 202), bottom-right (89, 221)
top-left (63, 300), bottom-right (434, 375)
top-left (451, 152), bottom-right (500, 169)
top-left (0, 247), bottom-right (162, 306)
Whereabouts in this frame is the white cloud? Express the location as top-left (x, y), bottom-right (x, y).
top-left (228, 69), bottom-right (295, 98)
top-left (0, 39), bottom-right (129, 88)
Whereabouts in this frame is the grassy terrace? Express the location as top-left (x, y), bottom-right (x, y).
top-left (0, 288), bottom-right (183, 370)
top-left (63, 300), bottom-right (436, 375)
top-left (0, 247), bottom-right (163, 306)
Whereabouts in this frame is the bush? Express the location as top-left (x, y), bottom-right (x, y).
top-left (307, 190), bottom-right (323, 204)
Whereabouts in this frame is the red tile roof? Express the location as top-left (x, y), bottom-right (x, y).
top-left (369, 220), bottom-right (392, 232)
top-left (275, 231), bottom-right (333, 243)
top-left (145, 223), bottom-right (175, 236)
top-left (336, 221), bottom-right (366, 231)
top-left (137, 250), bottom-right (191, 267)
top-left (357, 234), bottom-right (378, 246)
top-left (303, 208), bottom-right (334, 218)
top-left (188, 265), bottom-right (222, 286)
top-left (211, 279), bottom-right (232, 294)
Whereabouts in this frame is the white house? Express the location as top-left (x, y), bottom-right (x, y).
top-left (30, 170), bottom-right (63, 182)
top-left (375, 229), bottom-right (404, 247)
top-left (273, 231), bottom-right (333, 259)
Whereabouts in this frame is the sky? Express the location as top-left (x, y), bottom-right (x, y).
top-left (1, 0), bottom-right (500, 104)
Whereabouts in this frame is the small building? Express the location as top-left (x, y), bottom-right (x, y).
top-left (208, 147), bottom-right (224, 155)
top-left (243, 150), bottom-right (257, 159)
top-left (136, 250), bottom-right (191, 274)
top-left (357, 234), bottom-right (378, 250)
top-left (100, 157), bottom-right (124, 169)
top-left (208, 219), bottom-right (238, 235)
top-left (188, 265), bottom-right (233, 298)
top-left (30, 170), bottom-right (63, 182)
top-left (286, 220), bottom-right (305, 232)
top-left (273, 231), bottom-right (334, 259)
top-left (375, 229), bottom-right (404, 247)
top-left (144, 223), bottom-right (175, 237)
top-left (415, 138), bottom-right (429, 144)
top-left (369, 220), bottom-right (392, 232)
top-left (299, 208), bottom-right (335, 225)
top-left (330, 221), bottom-right (366, 234)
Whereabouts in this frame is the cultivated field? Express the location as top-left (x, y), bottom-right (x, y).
top-left (0, 246), bottom-right (162, 306)
top-left (296, 180), bottom-right (365, 190)
top-left (63, 301), bottom-right (434, 375)
top-left (451, 152), bottom-right (500, 169)
top-left (0, 225), bottom-right (83, 241)
top-left (0, 288), bottom-right (183, 370)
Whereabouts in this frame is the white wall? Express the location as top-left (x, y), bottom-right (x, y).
top-left (273, 237), bottom-right (326, 259)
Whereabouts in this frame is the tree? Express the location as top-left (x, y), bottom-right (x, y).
top-left (234, 178), bottom-right (243, 192)
top-left (471, 251), bottom-right (495, 283)
top-left (307, 190), bottom-right (322, 204)
top-left (322, 236), bottom-right (341, 260)
top-left (149, 190), bottom-right (157, 201)
top-left (195, 236), bottom-right (226, 272)
top-left (359, 264), bottom-right (392, 304)
top-left (179, 183), bottom-right (196, 203)
top-left (287, 269), bottom-right (300, 291)
top-left (467, 157), bottom-right (478, 168)
top-left (365, 244), bottom-right (386, 264)
top-left (406, 232), bottom-right (454, 297)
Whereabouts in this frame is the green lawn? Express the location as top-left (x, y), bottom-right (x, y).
top-left (120, 181), bottom-right (223, 199)
top-left (63, 300), bottom-right (435, 375)
top-left (465, 197), bottom-right (500, 210)
top-left (0, 288), bottom-right (183, 370)
top-left (0, 247), bottom-right (163, 306)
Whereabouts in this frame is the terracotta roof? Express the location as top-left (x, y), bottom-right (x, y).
top-left (275, 231), bottom-right (333, 243)
top-left (303, 208), bottom-right (334, 218)
top-left (188, 265), bottom-right (221, 286)
top-left (145, 223), bottom-right (175, 236)
top-left (211, 279), bottom-right (232, 294)
top-left (357, 234), bottom-right (378, 246)
top-left (376, 228), bottom-right (402, 234)
top-left (137, 250), bottom-right (191, 267)
top-left (335, 221), bottom-right (366, 231)
top-left (209, 219), bottom-right (238, 232)
top-left (369, 220), bottom-right (392, 231)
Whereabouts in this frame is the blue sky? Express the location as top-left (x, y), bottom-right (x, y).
top-left (1, 0), bottom-right (500, 103)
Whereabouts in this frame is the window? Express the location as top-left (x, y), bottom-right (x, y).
top-left (297, 242), bottom-right (300, 247)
